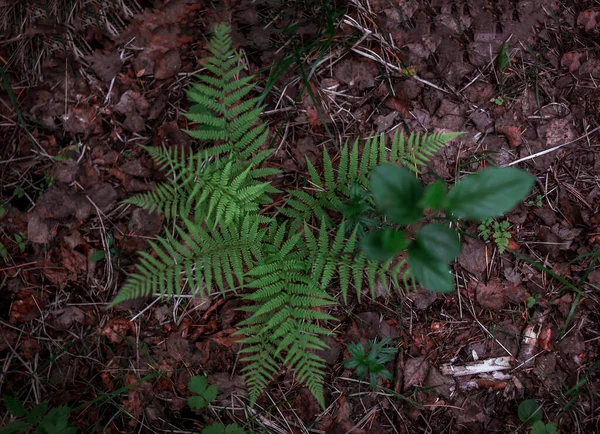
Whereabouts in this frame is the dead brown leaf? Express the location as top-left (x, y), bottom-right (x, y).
top-left (20, 338), bottom-right (41, 359)
top-left (498, 125), bottom-right (522, 148)
top-left (577, 10), bottom-right (600, 31)
top-left (100, 318), bottom-right (134, 343)
top-left (52, 306), bottom-right (85, 330)
top-left (9, 289), bottom-right (45, 323)
top-left (475, 279), bottom-right (507, 310)
top-left (561, 51), bottom-right (586, 73)
top-left (404, 356), bottom-right (430, 390)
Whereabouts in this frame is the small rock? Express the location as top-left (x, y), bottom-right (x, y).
top-left (463, 82), bottom-right (495, 106)
top-left (579, 58), bottom-right (600, 78)
top-left (558, 334), bottom-right (585, 355)
top-left (434, 114), bottom-right (465, 131)
top-left (545, 118), bottom-right (577, 148)
top-left (316, 335), bottom-right (343, 366)
top-left (519, 139), bottom-right (555, 171)
top-left (86, 50), bottom-right (122, 81)
top-left (27, 213), bottom-right (52, 244)
top-left (577, 10), bottom-right (600, 31)
top-left (436, 99), bottom-right (466, 117)
top-left (51, 160), bottom-right (79, 184)
top-left (334, 59), bottom-right (377, 90)
top-left (123, 112), bottom-right (146, 133)
top-left (210, 373), bottom-right (247, 405)
top-left (537, 226), bottom-right (563, 257)
top-left (134, 51), bottom-right (154, 76)
top-left (534, 206), bottom-right (556, 226)
top-left (374, 112), bottom-right (399, 131)
top-left (469, 111), bottom-right (494, 133)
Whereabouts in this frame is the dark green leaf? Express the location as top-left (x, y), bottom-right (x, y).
top-left (497, 42), bottom-right (510, 72)
top-left (518, 399), bottom-right (542, 424)
top-left (3, 395), bottom-right (26, 418)
top-left (531, 422), bottom-right (556, 434)
top-left (418, 182), bottom-right (446, 210)
top-left (38, 406), bottom-right (76, 434)
top-left (203, 385), bottom-right (218, 402)
top-left (90, 250), bottom-right (106, 262)
top-left (0, 420), bottom-right (30, 434)
top-left (27, 402), bottom-right (48, 425)
top-left (360, 229), bottom-right (406, 262)
top-left (187, 375), bottom-right (217, 409)
top-left (370, 164), bottom-right (424, 225)
top-left (203, 423), bottom-right (246, 434)
top-left (414, 224), bottom-right (460, 263)
top-left (407, 242), bottom-right (454, 293)
top-left (188, 375), bottom-right (209, 394)
top-left (188, 395), bottom-right (208, 410)
top-left (443, 168), bottom-right (534, 220)
top-left (225, 424), bottom-right (247, 434)
top-left (202, 423), bottom-right (226, 434)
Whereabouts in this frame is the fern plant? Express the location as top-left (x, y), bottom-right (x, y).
top-left (112, 24), bottom-right (462, 408)
top-left (280, 131), bottom-right (461, 228)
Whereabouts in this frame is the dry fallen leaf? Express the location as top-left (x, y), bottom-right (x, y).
top-left (9, 289), bottom-right (45, 323)
top-left (577, 10), bottom-right (600, 31)
top-left (561, 51), bottom-right (586, 73)
top-left (404, 355), bottom-right (430, 390)
top-left (498, 125), bottom-right (522, 148)
top-left (476, 279), bottom-right (507, 310)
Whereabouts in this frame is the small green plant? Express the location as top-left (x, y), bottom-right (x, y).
top-left (344, 337), bottom-right (397, 389)
top-left (202, 423), bottom-right (247, 434)
top-left (90, 233), bottom-right (118, 262)
top-left (478, 218), bottom-right (511, 253)
top-left (531, 422), bottom-right (557, 434)
top-left (527, 293), bottom-right (541, 308)
top-left (110, 24), bottom-right (534, 409)
top-left (518, 399), bottom-right (556, 434)
top-left (360, 165), bottom-right (534, 293)
top-left (0, 395), bottom-right (77, 434)
top-left (490, 96), bottom-right (505, 106)
top-left (14, 232), bottom-right (27, 253)
top-left (187, 375), bottom-right (218, 410)
top-left (527, 194), bottom-right (543, 207)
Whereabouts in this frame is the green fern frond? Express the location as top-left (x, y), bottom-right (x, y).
top-left (281, 131), bottom-right (459, 228)
top-left (110, 215), bottom-right (267, 306)
top-left (124, 183), bottom-right (190, 220)
top-left (305, 221), bottom-right (396, 303)
top-left (127, 144), bottom-right (277, 225)
top-left (236, 224), bottom-right (335, 407)
top-left (182, 24), bottom-right (266, 161)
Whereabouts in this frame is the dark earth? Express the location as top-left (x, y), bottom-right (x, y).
top-left (0, 0), bottom-right (599, 433)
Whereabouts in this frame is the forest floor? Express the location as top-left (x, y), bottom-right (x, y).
top-left (1, 0), bottom-right (599, 433)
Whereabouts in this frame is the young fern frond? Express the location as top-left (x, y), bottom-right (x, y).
top-left (124, 145), bottom-right (277, 225)
top-left (305, 221), bottom-right (397, 303)
top-left (183, 24), bottom-right (268, 161)
top-left (110, 215), bottom-right (267, 306)
top-left (236, 223), bottom-right (335, 408)
top-left (281, 131), bottom-right (460, 227)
